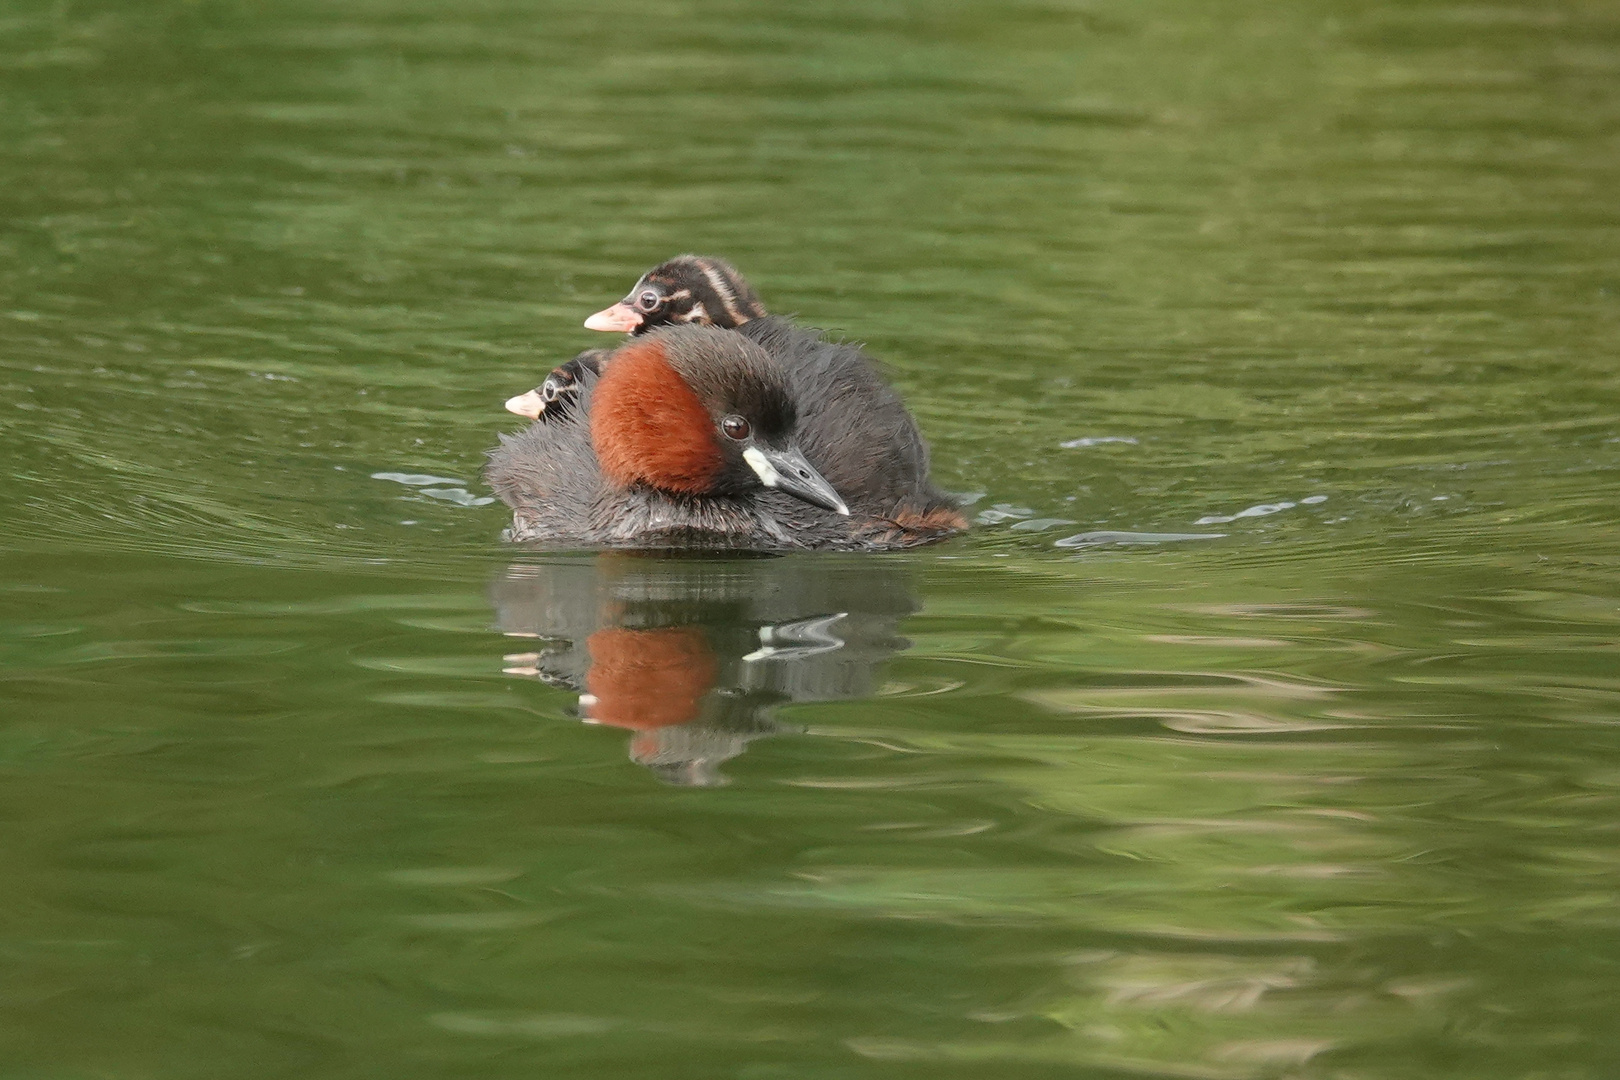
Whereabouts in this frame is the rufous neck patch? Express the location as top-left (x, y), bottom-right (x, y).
top-left (591, 340), bottom-right (722, 494)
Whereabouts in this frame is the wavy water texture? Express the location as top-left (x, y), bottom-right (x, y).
top-left (1, 0), bottom-right (1618, 1078)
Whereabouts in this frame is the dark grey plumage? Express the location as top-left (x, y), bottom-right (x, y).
top-left (485, 322), bottom-right (964, 551)
top-left (486, 382), bottom-right (606, 546)
top-left (736, 316), bottom-right (953, 525)
top-left (488, 380), bottom-right (855, 550)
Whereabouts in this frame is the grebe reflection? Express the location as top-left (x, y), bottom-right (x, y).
top-left (490, 554), bottom-right (918, 785)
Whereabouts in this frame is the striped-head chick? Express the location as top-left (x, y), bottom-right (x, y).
top-left (583, 255), bottom-right (767, 336)
top-left (504, 349), bottom-right (610, 421)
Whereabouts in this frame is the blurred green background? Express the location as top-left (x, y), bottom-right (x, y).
top-left (2, 1), bottom-right (1618, 1077)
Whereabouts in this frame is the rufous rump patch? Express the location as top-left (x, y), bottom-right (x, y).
top-left (583, 627), bottom-right (717, 730)
top-left (591, 340), bottom-right (722, 494)
top-left (892, 505), bottom-right (969, 534)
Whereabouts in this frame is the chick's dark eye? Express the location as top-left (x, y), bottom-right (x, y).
top-left (721, 415), bottom-right (751, 441)
top-left (635, 289), bottom-right (661, 312)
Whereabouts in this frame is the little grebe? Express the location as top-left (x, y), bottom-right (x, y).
top-left (519, 256), bottom-right (764, 421)
top-left (583, 254), bottom-right (766, 335)
top-left (486, 325), bottom-right (963, 551)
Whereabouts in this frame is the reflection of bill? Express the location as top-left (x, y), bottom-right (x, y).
top-left (490, 555), bottom-right (917, 785)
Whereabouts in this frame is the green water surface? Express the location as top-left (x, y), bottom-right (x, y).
top-left (2, 1), bottom-right (1619, 1077)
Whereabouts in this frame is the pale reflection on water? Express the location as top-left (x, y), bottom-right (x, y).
top-left (491, 555), bottom-right (917, 784)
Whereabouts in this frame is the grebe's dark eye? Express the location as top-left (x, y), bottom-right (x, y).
top-left (635, 289), bottom-right (661, 313)
top-left (721, 415), bottom-right (750, 441)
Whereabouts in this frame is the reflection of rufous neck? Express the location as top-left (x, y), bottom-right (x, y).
top-left (584, 627), bottom-right (718, 731)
